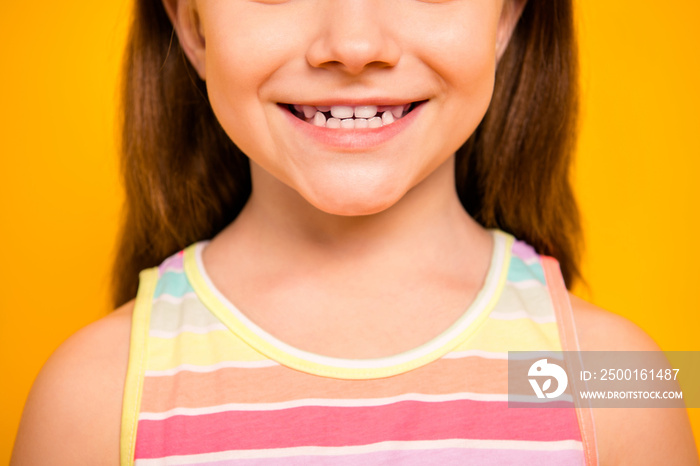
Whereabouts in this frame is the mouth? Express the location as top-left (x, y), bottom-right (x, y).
top-left (281, 101), bottom-right (426, 129)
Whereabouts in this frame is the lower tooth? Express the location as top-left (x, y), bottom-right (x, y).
top-left (316, 115), bottom-right (396, 129)
top-left (382, 111), bottom-right (395, 125)
top-left (313, 111), bottom-right (326, 127)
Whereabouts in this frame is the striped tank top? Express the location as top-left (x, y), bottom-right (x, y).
top-left (120, 230), bottom-right (597, 465)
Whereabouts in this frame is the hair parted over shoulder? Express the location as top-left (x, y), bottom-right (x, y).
top-left (112, 0), bottom-right (582, 308)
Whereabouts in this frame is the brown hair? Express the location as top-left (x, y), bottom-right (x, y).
top-left (112, 0), bottom-right (582, 308)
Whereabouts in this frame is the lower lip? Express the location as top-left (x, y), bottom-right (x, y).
top-left (280, 103), bottom-right (425, 152)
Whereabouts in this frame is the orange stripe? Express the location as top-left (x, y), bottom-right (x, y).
top-left (541, 256), bottom-right (598, 466)
top-left (139, 356), bottom-right (512, 412)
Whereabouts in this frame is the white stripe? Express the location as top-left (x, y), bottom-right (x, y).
top-left (506, 279), bottom-right (545, 289)
top-left (444, 349), bottom-right (564, 362)
top-left (442, 350), bottom-right (564, 361)
top-left (144, 359), bottom-right (279, 377)
top-left (442, 349), bottom-right (508, 360)
top-left (524, 256), bottom-right (540, 266)
top-left (489, 310), bottom-right (556, 323)
top-left (138, 392), bottom-right (508, 421)
top-left (509, 393), bottom-right (574, 403)
top-left (159, 265), bottom-right (184, 273)
top-left (149, 323), bottom-right (229, 338)
top-left (153, 292), bottom-right (198, 305)
top-left (134, 439), bottom-right (583, 464)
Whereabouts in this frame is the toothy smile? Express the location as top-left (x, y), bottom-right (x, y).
top-left (285, 102), bottom-right (423, 129)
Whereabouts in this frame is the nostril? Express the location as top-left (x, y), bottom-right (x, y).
top-left (304, 17), bottom-right (401, 75)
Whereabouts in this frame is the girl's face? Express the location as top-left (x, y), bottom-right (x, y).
top-left (171, 0), bottom-right (524, 216)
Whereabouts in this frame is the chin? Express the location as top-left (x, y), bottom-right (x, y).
top-left (301, 180), bottom-right (407, 217)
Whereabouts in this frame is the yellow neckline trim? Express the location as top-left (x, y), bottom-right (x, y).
top-left (184, 230), bottom-right (512, 380)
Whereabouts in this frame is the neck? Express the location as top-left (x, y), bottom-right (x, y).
top-left (204, 155), bottom-right (496, 360)
top-left (222, 155), bottom-right (487, 264)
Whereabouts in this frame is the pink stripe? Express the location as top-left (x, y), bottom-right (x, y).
top-left (135, 400), bottom-right (581, 459)
top-left (158, 251), bottom-right (185, 275)
top-left (188, 447), bottom-right (583, 466)
top-left (511, 240), bottom-right (539, 262)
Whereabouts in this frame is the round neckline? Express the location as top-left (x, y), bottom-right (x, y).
top-left (183, 229), bottom-right (513, 379)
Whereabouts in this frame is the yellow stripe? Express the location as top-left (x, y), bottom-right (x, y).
top-left (457, 318), bottom-right (562, 353)
top-left (147, 330), bottom-right (270, 371)
top-left (120, 268), bottom-right (158, 466)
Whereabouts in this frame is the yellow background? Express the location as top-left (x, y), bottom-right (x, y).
top-left (1, 1), bottom-right (698, 462)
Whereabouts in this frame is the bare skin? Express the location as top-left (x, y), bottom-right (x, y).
top-left (11, 304), bottom-right (132, 465)
top-left (11, 160), bottom-right (700, 465)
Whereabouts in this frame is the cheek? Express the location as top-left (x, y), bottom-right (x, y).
top-left (202, 14), bottom-right (294, 160)
top-left (412, 9), bottom-right (500, 134)
top-left (448, 47), bottom-right (497, 143)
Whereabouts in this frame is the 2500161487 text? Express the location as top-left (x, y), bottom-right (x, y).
top-left (594, 368), bottom-right (680, 381)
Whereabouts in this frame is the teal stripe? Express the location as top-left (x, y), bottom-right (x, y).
top-left (507, 257), bottom-right (546, 284)
top-left (153, 270), bottom-right (194, 298)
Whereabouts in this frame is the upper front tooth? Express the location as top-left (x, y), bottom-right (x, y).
top-left (317, 105), bottom-right (330, 112)
top-left (330, 106), bottom-right (354, 119)
top-left (302, 106), bottom-right (317, 119)
top-left (354, 106), bottom-right (378, 118)
top-left (390, 105), bottom-right (404, 118)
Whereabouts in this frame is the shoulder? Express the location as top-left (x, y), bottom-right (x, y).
top-left (11, 300), bottom-right (135, 466)
top-left (569, 294), bottom-right (660, 351)
top-left (569, 294), bottom-right (699, 465)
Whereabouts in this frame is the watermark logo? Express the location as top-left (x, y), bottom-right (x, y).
top-left (509, 351), bottom-right (693, 408)
top-left (528, 358), bottom-right (568, 399)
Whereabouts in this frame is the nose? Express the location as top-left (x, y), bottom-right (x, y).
top-left (305, 1), bottom-right (401, 75)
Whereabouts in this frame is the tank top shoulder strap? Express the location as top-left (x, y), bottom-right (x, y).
top-left (541, 256), bottom-right (599, 466)
top-left (120, 267), bottom-right (159, 465)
